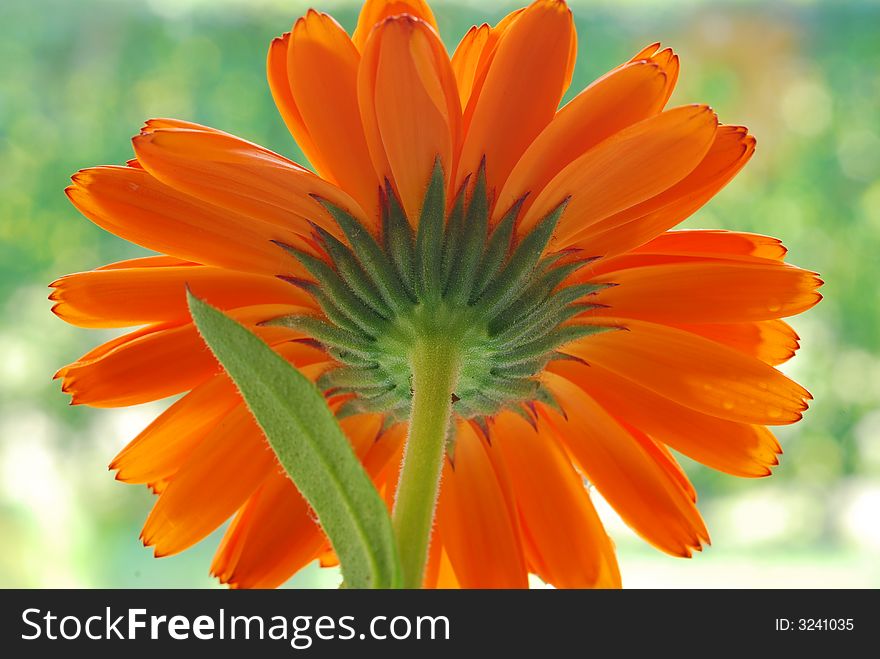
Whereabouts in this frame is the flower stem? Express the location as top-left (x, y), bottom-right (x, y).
top-left (392, 338), bottom-right (459, 589)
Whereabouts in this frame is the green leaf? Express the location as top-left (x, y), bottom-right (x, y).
top-left (187, 292), bottom-right (402, 589)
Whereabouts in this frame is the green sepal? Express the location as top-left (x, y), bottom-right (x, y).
top-left (472, 374), bottom-right (539, 401)
top-left (275, 276), bottom-right (362, 336)
top-left (273, 242), bottom-right (386, 337)
top-left (300, 180), bottom-right (617, 426)
top-left (263, 314), bottom-right (376, 358)
top-left (487, 258), bottom-right (587, 335)
top-left (452, 389), bottom-right (503, 416)
top-left (332, 384), bottom-right (397, 399)
top-left (312, 225), bottom-right (392, 319)
top-left (446, 160), bottom-right (488, 304)
top-left (474, 198), bottom-right (569, 318)
top-left (414, 158), bottom-right (446, 300)
top-left (312, 195), bottom-right (414, 312)
top-left (470, 416), bottom-right (490, 440)
top-left (502, 323), bottom-right (614, 366)
top-left (382, 182), bottom-right (417, 298)
top-left (440, 177), bottom-right (470, 293)
top-left (533, 384), bottom-right (567, 419)
top-left (468, 195), bottom-right (525, 304)
top-left (326, 347), bottom-right (379, 369)
top-left (317, 365), bottom-right (393, 392)
top-left (337, 389), bottom-right (410, 418)
top-left (491, 284), bottom-right (605, 348)
top-left (532, 250), bottom-right (569, 272)
top-left (548, 350), bottom-right (588, 364)
top-left (451, 399), bottom-right (477, 420)
top-left (508, 403), bottom-right (538, 430)
top-left (490, 354), bottom-right (552, 378)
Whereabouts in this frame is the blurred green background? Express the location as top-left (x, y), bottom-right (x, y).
top-left (1, 0), bottom-right (878, 588)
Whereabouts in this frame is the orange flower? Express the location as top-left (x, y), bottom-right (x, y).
top-left (51, 0), bottom-right (821, 589)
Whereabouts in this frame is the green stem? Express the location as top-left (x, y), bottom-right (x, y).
top-left (392, 338), bottom-right (459, 589)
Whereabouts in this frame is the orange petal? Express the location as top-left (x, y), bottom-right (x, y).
top-left (629, 42), bottom-right (661, 61)
top-left (422, 530), bottom-right (461, 589)
top-left (490, 410), bottom-right (620, 588)
top-left (457, 0), bottom-right (576, 198)
top-left (352, 0), bottom-right (438, 51)
top-left (670, 320), bottom-right (800, 366)
top-left (588, 261), bottom-right (822, 323)
top-left (132, 127), bottom-right (367, 241)
top-left (632, 229), bottom-right (787, 261)
top-left (641, 433), bottom-right (697, 503)
top-left (436, 421), bottom-right (528, 588)
top-left (96, 255), bottom-right (194, 269)
top-left (58, 304), bottom-right (303, 407)
top-left (268, 34), bottom-right (331, 182)
top-left (619, 45), bottom-right (680, 107)
top-left (450, 24), bottom-right (490, 110)
top-left (542, 372), bottom-right (708, 556)
top-left (498, 59), bottom-right (670, 216)
top-left (434, 551), bottom-right (461, 588)
top-left (60, 323), bottom-right (219, 408)
top-left (455, 9), bottom-right (525, 120)
top-left (520, 105), bottom-right (718, 246)
top-left (66, 166), bottom-right (312, 277)
top-left (338, 413), bottom-right (385, 459)
top-left (647, 47), bottom-right (680, 107)
top-left (576, 241), bottom-right (785, 283)
top-left (111, 343), bottom-right (328, 486)
top-left (139, 118), bottom-right (223, 135)
top-left (564, 318), bottom-right (812, 425)
top-left (548, 359), bottom-right (781, 477)
top-left (283, 12), bottom-right (380, 222)
top-left (54, 324), bottom-right (165, 381)
top-left (142, 404), bottom-right (276, 557)
top-left (362, 422), bottom-right (407, 498)
top-left (50, 265), bottom-right (314, 328)
top-left (111, 374), bottom-right (240, 484)
top-left (572, 126), bottom-right (755, 256)
top-left (563, 15), bottom-right (578, 98)
top-left (212, 470), bottom-right (326, 588)
top-left (149, 480), bottom-right (170, 494)
top-left (214, 412), bottom-right (392, 588)
top-left (358, 15), bottom-right (461, 223)
top-left (318, 547), bottom-right (340, 568)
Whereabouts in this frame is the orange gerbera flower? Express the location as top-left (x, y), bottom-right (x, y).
top-left (51, 0), bottom-right (821, 589)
